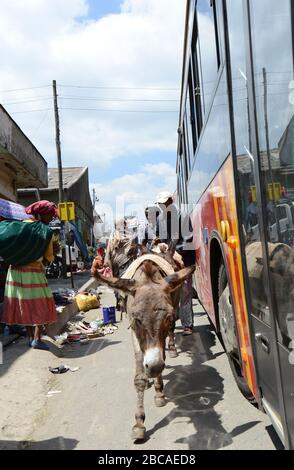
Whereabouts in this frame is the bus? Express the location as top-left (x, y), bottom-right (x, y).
top-left (177, 0), bottom-right (294, 449)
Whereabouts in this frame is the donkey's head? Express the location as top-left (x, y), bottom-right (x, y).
top-left (93, 260), bottom-right (195, 378)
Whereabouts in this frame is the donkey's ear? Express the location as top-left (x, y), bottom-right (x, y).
top-left (163, 265), bottom-right (195, 293)
top-left (92, 271), bottom-right (137, 296)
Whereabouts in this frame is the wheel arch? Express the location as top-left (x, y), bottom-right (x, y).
top-left (209, 232), bottom-right (232, 334)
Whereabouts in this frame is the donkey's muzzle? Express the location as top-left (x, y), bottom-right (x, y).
top-left (143, 347), bottom-right (165, 378)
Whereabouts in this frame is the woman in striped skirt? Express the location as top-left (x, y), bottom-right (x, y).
top-left (2, 201), bottom-right (58, 350)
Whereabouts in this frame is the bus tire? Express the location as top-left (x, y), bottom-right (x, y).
top-left (218, 262), bottom-right (257, 404)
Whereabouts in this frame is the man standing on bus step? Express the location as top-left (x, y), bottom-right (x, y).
top-left (155, 191), bottom-right (196, 336)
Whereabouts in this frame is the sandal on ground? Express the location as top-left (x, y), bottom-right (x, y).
top-left (182, 328), bottom-right (193, 336)
top-left (31, 339), bottom-right (50, 350)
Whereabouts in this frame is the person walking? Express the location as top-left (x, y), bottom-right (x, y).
top-left (136, 206), bottom-right (159, 251)
top-left (155, 191), bottom-right (195, 336)
top-left (1, 200), bottom-right (58, 350)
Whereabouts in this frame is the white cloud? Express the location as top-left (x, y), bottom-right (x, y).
top-left (92, 161), bottom-right (176, 226)
top-left (0, 0), bottom-right (185, 158)
top-left (0, 0), bottom-right (186, 207)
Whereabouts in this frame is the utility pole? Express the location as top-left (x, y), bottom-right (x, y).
top-left (35, 188), bottom-right (41, 201)
top-left (53, 80), bottom-right (67, 279)
top-left (53, 80), bottom-right (63, 203)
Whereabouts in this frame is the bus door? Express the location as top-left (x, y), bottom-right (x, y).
top-left (227, 0), bottom-right (294, 447)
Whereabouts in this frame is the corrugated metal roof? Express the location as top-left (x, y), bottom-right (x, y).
top-left (47, 167), bottom-right (87, 189)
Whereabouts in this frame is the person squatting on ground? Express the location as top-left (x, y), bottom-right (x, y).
top-left (1, 200), bottom-right (58, 350)
top-left (155, 191), bottom-right (196, 336)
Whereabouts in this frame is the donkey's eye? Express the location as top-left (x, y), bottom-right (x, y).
top-left (135, 318), bottom-right (142, 327)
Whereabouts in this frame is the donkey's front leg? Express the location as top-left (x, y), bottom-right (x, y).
top-left (132, 370), bottom-right (148, 440)
top-left (154, 375), bottom-right (166, 407)
top-left (168, 318), bottom-right (178, 358)
top-left (131, 331), bottom-right (147, 441)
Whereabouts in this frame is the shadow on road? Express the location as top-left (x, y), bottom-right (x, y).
top-left (0, 436), bottom-right (78, 450)
top-left (147, 321), bottom-right (261, 450)
top-left (48, 337), bottom-right (122, 359)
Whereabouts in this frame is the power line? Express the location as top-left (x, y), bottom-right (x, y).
top-left (8, 107), bottom-right (178, 114)
top-left (10, 108), bottom-right (53, 114)
top-left (59, 84), bottom-right (180, 91)
top-left (1, 97), bottom-right (52, 105)
top-left (0, 85), bottom-right (50, 93)
top-left (60, 107), bottom-right (179, 113)
top-left (59, 95), bottom-right (179, 102)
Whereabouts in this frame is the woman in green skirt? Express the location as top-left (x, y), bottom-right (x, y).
top-left (1, 201), bottom-right (58, 350)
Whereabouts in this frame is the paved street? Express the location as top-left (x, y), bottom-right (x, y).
top-left (0, 285), bottom-right (282, 450)
top-left (47, 271), bottom-right (91, 291)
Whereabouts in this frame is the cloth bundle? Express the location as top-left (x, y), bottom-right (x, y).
top-left (0, 220), bottom-right (53, 266)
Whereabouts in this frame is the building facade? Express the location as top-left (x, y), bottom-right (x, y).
top-left (0, 105), bottom-right (48, 201)
top-left (18, 167), bottom-right (93, 246)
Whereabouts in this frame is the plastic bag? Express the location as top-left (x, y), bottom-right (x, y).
top-left (75, 292), bottom-right (100, 312)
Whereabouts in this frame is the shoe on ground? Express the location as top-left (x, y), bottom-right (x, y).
top-left (182, 327), bottom-right (193, 336)
top-left (31, 339), bottom-right (50, 350)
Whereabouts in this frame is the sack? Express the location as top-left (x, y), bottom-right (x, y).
top-left (0, 220), bottom-right (52, 265)
top-left (75, 292), bottom-right (100, 312)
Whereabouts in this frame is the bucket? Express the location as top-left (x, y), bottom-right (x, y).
top-left (103, 306), bottom-right (116, 324)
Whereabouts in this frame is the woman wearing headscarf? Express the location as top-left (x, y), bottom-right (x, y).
top-left (1, 200), bottom-right (58, 350)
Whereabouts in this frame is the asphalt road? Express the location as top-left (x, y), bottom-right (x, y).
top-left (19, 288), bottom-right (281, 451)
top-left (47, 271), bottom-right (91, 291)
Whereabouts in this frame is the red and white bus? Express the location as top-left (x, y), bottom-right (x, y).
top-left (177, 0), bottom-right (294, 449)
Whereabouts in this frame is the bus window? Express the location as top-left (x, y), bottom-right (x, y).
top-left (250, 0), bottom-right (294, 346)
top-left (188, 66), bottom-right (198, 153)
top-left (184, 112), bottom-right (194, 172)
top-left (182, 134), bottom-right (189, 184)
top-left (197, 0), bottom-right (221, 113)
top-left (179, 156), bottom-right (187, 205)
top-left (191, 13), bottom-right (203, 139)
top-left (227, 0), bottom-right (272, 325)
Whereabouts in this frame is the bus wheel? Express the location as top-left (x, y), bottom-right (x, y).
top-left (218, 262), bottom-right (256, 404)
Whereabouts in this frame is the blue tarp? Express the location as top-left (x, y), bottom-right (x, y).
top-left (69, 222), bottom-right (89, 261)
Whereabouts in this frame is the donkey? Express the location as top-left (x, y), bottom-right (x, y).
top-left (93, 258), bottom-right (195, 441)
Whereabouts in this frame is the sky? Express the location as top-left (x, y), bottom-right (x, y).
top-left (0, 0), bottom-right (187, 225)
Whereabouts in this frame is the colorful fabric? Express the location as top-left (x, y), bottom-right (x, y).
top-left (2, 265), bottom-right (57, 326)
top-left (0, 220), bottom-right (53, 266)
top-left (26, 200), bottom-right (58, 219)
top-left (0, 198), bottom-right (32, 221)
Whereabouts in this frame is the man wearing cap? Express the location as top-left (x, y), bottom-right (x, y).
top-left (155, 192), bottom-right (195, 336)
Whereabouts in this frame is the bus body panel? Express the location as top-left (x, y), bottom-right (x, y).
top-left (191, 154), bottom-right (258, 399)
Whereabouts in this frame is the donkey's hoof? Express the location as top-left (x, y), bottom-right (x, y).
top-left (132, 425), bottom-right (146, 441)
top-left (169, 349), bottom-right (178, 358)
top-left (154, 396), bottom-right (166, 407)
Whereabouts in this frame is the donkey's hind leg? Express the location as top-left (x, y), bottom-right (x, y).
top-left (154, 375), bottom-right (166, 407)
